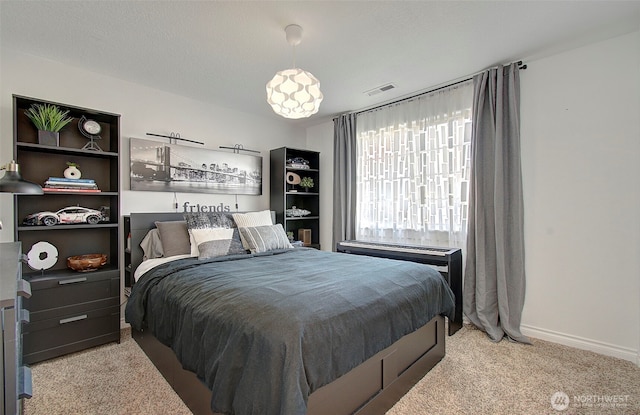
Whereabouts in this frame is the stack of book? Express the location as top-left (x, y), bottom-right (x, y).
top-left (43, 177), bottom-right (101, 193)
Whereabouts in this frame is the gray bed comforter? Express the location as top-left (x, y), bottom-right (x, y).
top-left (125, 248), bottom-right (455, 415)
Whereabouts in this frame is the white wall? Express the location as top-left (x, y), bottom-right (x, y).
top-left (519, 31), bottom-right (640, 364)
top-left (0, 47), bottom-right (305, 241)
top-left (2, 30), bottom-right (637, 364)
top-left (307, 31), bottom-right (640, 364)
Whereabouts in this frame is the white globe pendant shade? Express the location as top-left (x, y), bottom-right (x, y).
top-left (266, 68), bottom-right (323, 119)
top-left (266, 24), bottom-right (323, 119)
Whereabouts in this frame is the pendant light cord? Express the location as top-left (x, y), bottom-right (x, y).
top-left (291, 44), bottom-right (297, 69)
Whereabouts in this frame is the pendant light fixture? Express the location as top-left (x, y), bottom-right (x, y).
top-left (0, 160), bottom-right (43, 194)
top-left (266, 24), bottom-right (323, 119)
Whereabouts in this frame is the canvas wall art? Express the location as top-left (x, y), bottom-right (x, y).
top-left (130, 137), bottom-right (262, 195)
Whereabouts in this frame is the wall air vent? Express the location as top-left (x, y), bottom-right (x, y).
top-left (364, 83), bottom-right (396, 96)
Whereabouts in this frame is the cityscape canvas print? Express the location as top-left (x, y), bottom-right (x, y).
top-left (130, 137), bottom-right (262, 195)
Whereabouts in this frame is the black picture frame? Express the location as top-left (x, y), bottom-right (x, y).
top-left (130, 137), bottom-right (262, 195)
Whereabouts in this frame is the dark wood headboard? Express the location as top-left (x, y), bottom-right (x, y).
top-left (129, 211), bottom-right (276, 280)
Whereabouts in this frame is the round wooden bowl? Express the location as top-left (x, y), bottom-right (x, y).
top-left (67, 253), bottom-right (107, 272)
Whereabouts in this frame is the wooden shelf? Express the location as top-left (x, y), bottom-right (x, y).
top-left (270, 147), bottom-right (320, 248)
top-left (41, 191), bottom-right (118, 196)
top-left (286, 167), bottom-right (319, 173)
top-left (22, 264), bottom-right (119, 280)
top-left (16, 142), bottom-right (118, 158)
top-left (17, 223), bottom-right (118, 232)
top-left (14, 95), bottom-right (121, 363)
top-left (286, 192), bottom-right (319, 196)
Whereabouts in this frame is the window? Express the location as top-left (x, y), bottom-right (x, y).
top-left (355, 81), bottom-right (473, 249)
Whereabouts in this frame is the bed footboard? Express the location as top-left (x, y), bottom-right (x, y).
top-left (308, 315), bottom-right (445, 415)
top-left (132, 315), bottom-right (445, 415)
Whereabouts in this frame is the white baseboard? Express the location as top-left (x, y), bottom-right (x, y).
top-left (521, 324), bottom-right (639, 367)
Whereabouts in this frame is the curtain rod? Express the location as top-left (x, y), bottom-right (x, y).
top-left (354, 60), bottom-right (527, 116)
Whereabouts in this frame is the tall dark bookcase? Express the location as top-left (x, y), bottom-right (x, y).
top-left (270, 147), bottom-right (320, 249)
top-left (12, 95), bottom-right (121, 364)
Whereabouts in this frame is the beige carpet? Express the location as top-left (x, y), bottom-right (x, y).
top-left (24, 325), bottom-right (639, 415)
top-left (24, 330), bottom-right (191, 415)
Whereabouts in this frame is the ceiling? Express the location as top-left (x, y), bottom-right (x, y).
top-left (1, 1), bottom-right (639, 128)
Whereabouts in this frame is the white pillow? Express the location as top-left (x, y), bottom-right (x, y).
top-left (190, 227), bottom-right (234, 247)
top-left (188, 231), bottom-right (199, 257)
top-left (232, 210), bottom-right (273, 227)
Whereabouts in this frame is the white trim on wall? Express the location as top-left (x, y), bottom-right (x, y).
top-left (522, 324), bottom-right (639, 366)
top-left (519, 30), bottom-right (640, 366)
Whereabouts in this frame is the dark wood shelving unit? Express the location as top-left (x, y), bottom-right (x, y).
top-left (123, 215), bottom-right (132, 296)
top-left (270, 147), bottom-right (320, 249)
top-left (13, 95), bottom-right (121, 364)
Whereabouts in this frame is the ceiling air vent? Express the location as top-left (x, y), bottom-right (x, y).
top-left (364, 83), bottom-right (396, 96)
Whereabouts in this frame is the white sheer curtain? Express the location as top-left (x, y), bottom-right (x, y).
top-left (355, 81), bottom-right (473, 249)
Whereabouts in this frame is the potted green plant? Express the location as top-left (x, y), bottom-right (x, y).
top-left (300, 177), bottom-right (314, 192)
top-left (24, 103), bottom-right (73, 146)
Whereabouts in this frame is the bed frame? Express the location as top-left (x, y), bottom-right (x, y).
top-left (128, 212), bottom-right (447, 415)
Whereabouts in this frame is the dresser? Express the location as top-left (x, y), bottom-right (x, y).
top-left (22, 268), bottom-right (120, 364)
top-left (0, 242), bottom-right (32, 415)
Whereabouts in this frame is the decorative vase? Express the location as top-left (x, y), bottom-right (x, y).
top-left (38, 130), bottom-right (59, 146)
top-left (64, 165), bottom-right (82, 179)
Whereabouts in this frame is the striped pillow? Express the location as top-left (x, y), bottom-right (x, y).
top-left (232, 210), bottom-right (274, 249)
top-left (232, 210), bottom-right (273, 227)
top-left (238, 224), bottom-right (293, 254)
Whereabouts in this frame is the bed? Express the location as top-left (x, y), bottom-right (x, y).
top-left (125, 211), bottom-right (456, 415)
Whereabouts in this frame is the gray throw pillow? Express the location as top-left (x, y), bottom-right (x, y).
top-left (154, 221), bottom-right (191, 257)
top-left (238, 224), bottom-right (294, 254)
top-left (140, 228), bottom-right (164, 260)
top-left (184, 212), bottom-right (247, 258)
top-left (195, 228), bottom-right (246, 259)
top-left (184, 211), bottom-right (235, 229)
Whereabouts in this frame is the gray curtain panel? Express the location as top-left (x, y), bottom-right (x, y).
top-left (332, 113), bottom-right (357, 250)
top-left (463, 63), bottom-right (530, 344)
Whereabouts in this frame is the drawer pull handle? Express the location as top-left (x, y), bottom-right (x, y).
top-left (17, 279), bottom-right (32, 298)
top-left (20, 309), bottom-right (30, 324)
top-left (59, 314), bottom-right (87, 325)
top-left (59, 277), bottom-right (87, 285)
